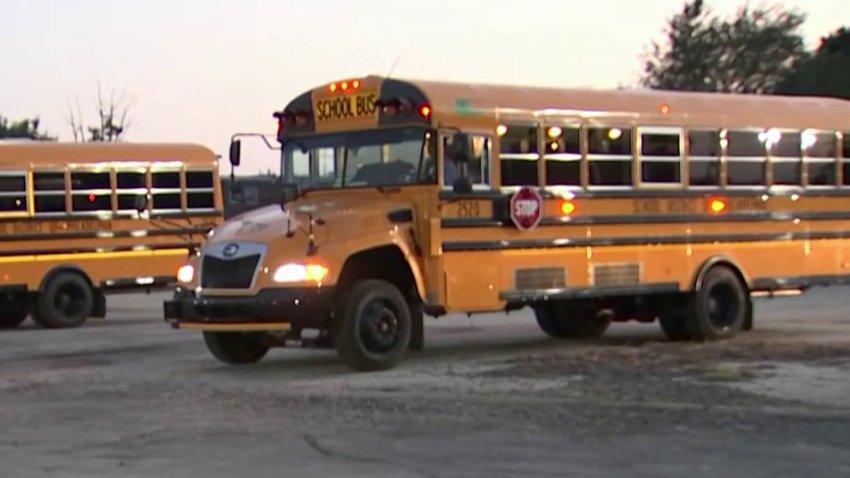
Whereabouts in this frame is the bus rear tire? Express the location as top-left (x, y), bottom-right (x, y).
top-left (685, 266), bottom-right (748, 341)
top-left (203, 331), bottom-right (270, 364)
top-left (31, 271), bottom-right (94, 329)
top-left (0, 302), bottom-right (28, 329)
top-left (533, 301), bottom-right (611, 339)
top-left (333, 279), bottom-right (411, 372)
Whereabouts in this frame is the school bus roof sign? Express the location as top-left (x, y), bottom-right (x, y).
top-left (510, 186), bottom-right (543, 231)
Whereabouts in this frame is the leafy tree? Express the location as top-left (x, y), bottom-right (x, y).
top-left (642, 0), bottom-right (719, 91)
top-left (775, 27), bottom-right (850, 99)
top-left (0, 116), bottom-right (56, 140)
top-left (641, 0), bottom-right (808, 94)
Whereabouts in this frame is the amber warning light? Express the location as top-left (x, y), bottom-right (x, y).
top-left (708, 197), bottom-right (727, 214)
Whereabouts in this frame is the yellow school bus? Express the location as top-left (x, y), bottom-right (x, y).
top-left (0, 141), bottom-right (223, 329)
top-left (163, 75), bottom-right (850, 372)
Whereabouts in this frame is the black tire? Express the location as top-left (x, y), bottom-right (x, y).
top-left (333, 279), bottom-right (411, 372)
top-left (203, 331), bottom-right (270, 364)
top-left (31, 271), bottom-right (94, 329)
top-left (533, 301), bottom-right (611, 339)
top-left (685, 266), bottom-right (748, 341)
top-left (0, 302), bottom-right (28, 329)
top-left (658, 312), bottom-right (691, 341)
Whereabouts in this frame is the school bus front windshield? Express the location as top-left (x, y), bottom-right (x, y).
top-left (281, 126), bottom-right (436, 189)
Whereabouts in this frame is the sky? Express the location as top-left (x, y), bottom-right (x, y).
top-left (1, 0), bottom-right (847, 174)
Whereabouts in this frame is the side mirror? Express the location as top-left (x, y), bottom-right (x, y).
top-left (446, 132), bottom-right (472, 163)
top-left (229, 140), bottom-right (241, 167)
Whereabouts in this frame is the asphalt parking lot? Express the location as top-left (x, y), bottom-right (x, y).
top-left (2, 288), bottom-right (850, 477)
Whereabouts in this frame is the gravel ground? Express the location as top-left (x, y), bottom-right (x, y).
top-left (1, 288), bottom-right (850, 477)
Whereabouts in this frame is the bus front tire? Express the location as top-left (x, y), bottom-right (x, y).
top-left (333, 279), bottom-right (411, 372)
top-left (0, 303), bottom-right (28, 329)
top-left (31, 272), bottom-right (94, 329)
top-left (203, 331), bottom-right (270, 364)
top-left (685, 266), bottom-right (748, 341)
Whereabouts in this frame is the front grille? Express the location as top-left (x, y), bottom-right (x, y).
top-left (201, 255), bottom-right (261, 289)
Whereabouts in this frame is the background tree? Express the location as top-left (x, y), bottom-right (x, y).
top-left (641, 0), bottom-right (808, 94)
top-left (775, 27), bottom-right (850, 99)
top-left (67, 82), bottom-right (135, 142)
top-left (642, 0), bottom-right (719, 91)
top-left (0, 116), bottom-right (56, 140)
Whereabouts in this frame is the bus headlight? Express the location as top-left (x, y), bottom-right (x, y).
top-left (272, 263), bottom-right (329, 283)
top-left (177, 264), bottom-right (195, 283)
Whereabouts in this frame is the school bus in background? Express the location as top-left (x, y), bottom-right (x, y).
top-left (0, 141), bottom-right (223, 329)
top-left (163, 74), bottom-right (850, 372)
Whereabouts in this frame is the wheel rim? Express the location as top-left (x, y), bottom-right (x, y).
top-left (707, 282), bottom-right (739, 330)
top-left (54, 282), bottom-right (88, 320)
top-left (357, 299), bottom-right (400, 355)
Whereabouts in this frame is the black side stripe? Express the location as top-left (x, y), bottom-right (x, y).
top-left (442, 210), bottom-right (850, 228)
top-left (0, 242), bottom-right (200, 258)
top-left (442, 230), bottom-right (850, 252)
top-left (0, 227), bottom-right (213, 243)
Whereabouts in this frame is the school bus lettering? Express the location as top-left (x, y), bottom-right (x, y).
top-left (633, 198), bottom-right (662, 214)
top-left (633, 198), bottom-right (698, 215)
top-left (315, 91), bottom-right (377, 123)
top-left (731, 197), bottom-right (768, 211)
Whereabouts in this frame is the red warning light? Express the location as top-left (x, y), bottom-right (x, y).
top-left (352, 80), bottom-right (361, 89)
top-left (341, 81), bottom-right (349, 91)
top-left (419, 105), bottom-right (431, 118)
top-left (328, 83), bottom-right (337, 93)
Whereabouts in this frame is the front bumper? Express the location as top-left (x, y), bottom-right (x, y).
top-left (163, 286), bottom-right (336, 331)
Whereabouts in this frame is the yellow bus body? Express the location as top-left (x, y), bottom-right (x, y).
top-left (163, 75), bottom-right (850, 371)
top-left (0, 141), bottom-right (223, 329)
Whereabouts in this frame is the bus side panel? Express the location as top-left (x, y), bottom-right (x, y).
top-left (443, 251), bottom-right (501, 312)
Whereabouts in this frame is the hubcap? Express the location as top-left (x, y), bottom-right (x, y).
top-left (54, 283), bottom-right (86, 319)
top-left (358, 299), bottom-right (400, 354)
top-left (707, 283), bottom-right (739, 330)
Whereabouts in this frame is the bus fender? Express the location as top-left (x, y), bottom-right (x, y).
top-left (692, 255), bottom-right (751, 292)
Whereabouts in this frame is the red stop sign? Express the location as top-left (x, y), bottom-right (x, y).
top-left (509, 186), bottom-right (543, 230)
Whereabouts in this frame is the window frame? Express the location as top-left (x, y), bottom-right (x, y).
top-left (68, 164), bottom-right (114, 216)
top-left (497, 121), bottom-right (542, 191)
top-left (541, 122), bottom-right (582, 191)
top-left (724, 128), bottom-right (768, 190)
top-left (440, 131), bottom-right (493, 191)
top-left (802, 129), bottom-right (838, 189)
top-left (585, 124), bottom-right (634, 190)
top-left (0, 169), bottom-right (30, 217)
top-left (637, 126), bottom-right (685, 189)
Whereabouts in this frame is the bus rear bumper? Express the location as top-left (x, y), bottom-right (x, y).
top-left (163, 286), bottom-right (335, 332)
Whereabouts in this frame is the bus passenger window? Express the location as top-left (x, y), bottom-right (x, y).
top-left (688, 130), bottom-right (721, 187)
top-left (499, 124), bottom-right (539, 186)
top-left (0, 172), bottom-right (27, 213)
top-left (843, 132), bottom-right (850, 160)
top-left (587, 127), bottom-right (633, 186)
top-left (726, 131), bottom-right (766, 187)
top-left (71, 171), bottom-right (113, 212)
top-left (544, 126), bottom-right (580, 187)
top-left (33, 171), bottom-right (67, 214)
top-left (639, 129), bottom-right (682, 185)
top-left (771, 130), bottom-right (802, 186)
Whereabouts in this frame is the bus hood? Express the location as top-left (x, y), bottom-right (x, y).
top-left (206, 195), bottom-right (414, 247)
